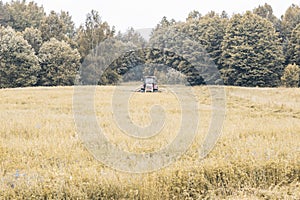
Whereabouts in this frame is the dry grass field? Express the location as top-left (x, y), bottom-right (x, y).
top-left (0, 85), bottom-right (299, 199)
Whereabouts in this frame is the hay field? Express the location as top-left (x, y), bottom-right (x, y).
top-left (0, 85), bottom-right (299, 199)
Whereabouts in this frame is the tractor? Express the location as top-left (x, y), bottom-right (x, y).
top-left (140, 76), bottom-right (158, 92)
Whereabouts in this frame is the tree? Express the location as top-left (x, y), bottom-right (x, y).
top-left (186, 10), bottom-right (201, 21)
top-left (80, 38), bottom-right (136, 85)
top-left (281, 64), bottom-right (300, 87)
top-left (149, 23), bottom-right (216, 85)
top-left (220, 12), bottom-right (284, 87)
top-left (116, 27), bottom-right (146, 48)
top-left (287, 24), bottom-right (300, 65)
top-left (182, 14), bottom-right (228, 69)
top-left (0, 26), bottom-right (40, 88)
top-left (0, 1), bottom-right (9, 25)
top-left (76, 10), bottom-right (114, 60)
top-left (220, 11), bottom-right (229, 19)
top-left (150, 23), bottom-right (205, 62)
top-left (39, 10), bottom-right (76, 44)
top-left (1, 0), bottom-right (45, 31)
top-left (280, 4), bottom-right (300, 64)
top-left (59, 11), bottom-right (76, 39)
top-left (253, 3), bottom-right (281, 33)
top-left (152, 16), bottom-right (176, 33)
top-left (114, 28), bottom-right (148, 82)
top-left (22, 27), bottom-right (43, 54)
top-left (38, 38), bottom-right (81, 86)
top-left (205, 11), bottom-right (218, 18)
top-left (40, 10), bottom-right (63, 41)
top-left (281, 4), bottom-right (300, 40)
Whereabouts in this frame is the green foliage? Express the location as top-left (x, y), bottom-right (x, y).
top-left (152, 16), bottom-right (176, 32)
top-left (174, 12), bottom-right (228, 84)
top-left (76, 10), bottom-right (114, 60)
top-left (114, 28), bottom-right (148, 82)
top-left (281, 64), bottom-right (300, 87)
top-left (220, 12), bottom-right (284, 87)
top-left (253, 3), bottom-right (281, 33)
top-left (150, 21), bottom-right (223, 84)
top-left (220, 11), bottom-right (229, 19)
top-left (0, 1), bottom-right (9, 25)
top-left (39, 10), bottom-right (76, 43)
top-left (22, 27), bottom-right (42, 54)
top-left (0, 0), bottom-right (45, 31)
top-left (0, 26), bottom-right (40, 88)
top-left (38, 38), bottom-right (81, 86)
top-left (80, 38), bottom-right (136, 85)
top-left (186, 10), bottom-right (201, 21)
top-left (287, 24), bottom-right (300, 65)
top-left (281, 4), bottom-right (300, 64)
top-left (100, 69), bottom-right (120, 85)
top-left (281, 4), bottom-right (300, 40)
top-left (116, 27), bottom-right (146, 48)
top-left (59, 11), bottom-right (76, 39)
top-left (183, 14), bottom-right (228, 69)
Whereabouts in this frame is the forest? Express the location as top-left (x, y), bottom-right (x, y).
top-left (0, 0), bottom-right (300, 88)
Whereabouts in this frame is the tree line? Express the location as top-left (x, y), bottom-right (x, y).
top-left (0, 0), bottom-right (300, 88)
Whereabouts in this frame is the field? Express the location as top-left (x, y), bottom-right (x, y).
top-left (0, 85), bottom-right (299, 199)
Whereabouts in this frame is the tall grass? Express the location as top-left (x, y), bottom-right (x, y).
top-left (0, 86), bottom-right (299, 199)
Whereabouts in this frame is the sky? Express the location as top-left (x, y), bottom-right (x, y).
top-left (3, 0), bottom-right (300, 32)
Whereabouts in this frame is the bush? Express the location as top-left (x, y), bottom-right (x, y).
top-left (0, 26), bottom-right (40, 88)
top-left (281, 64), bottom-right (300, 87)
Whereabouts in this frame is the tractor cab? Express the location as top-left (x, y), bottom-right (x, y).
top-left (141, 76), bottom-right (158, 92)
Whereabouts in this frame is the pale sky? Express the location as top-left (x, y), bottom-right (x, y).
top-left (3, 0), bottom-right (300, 32)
